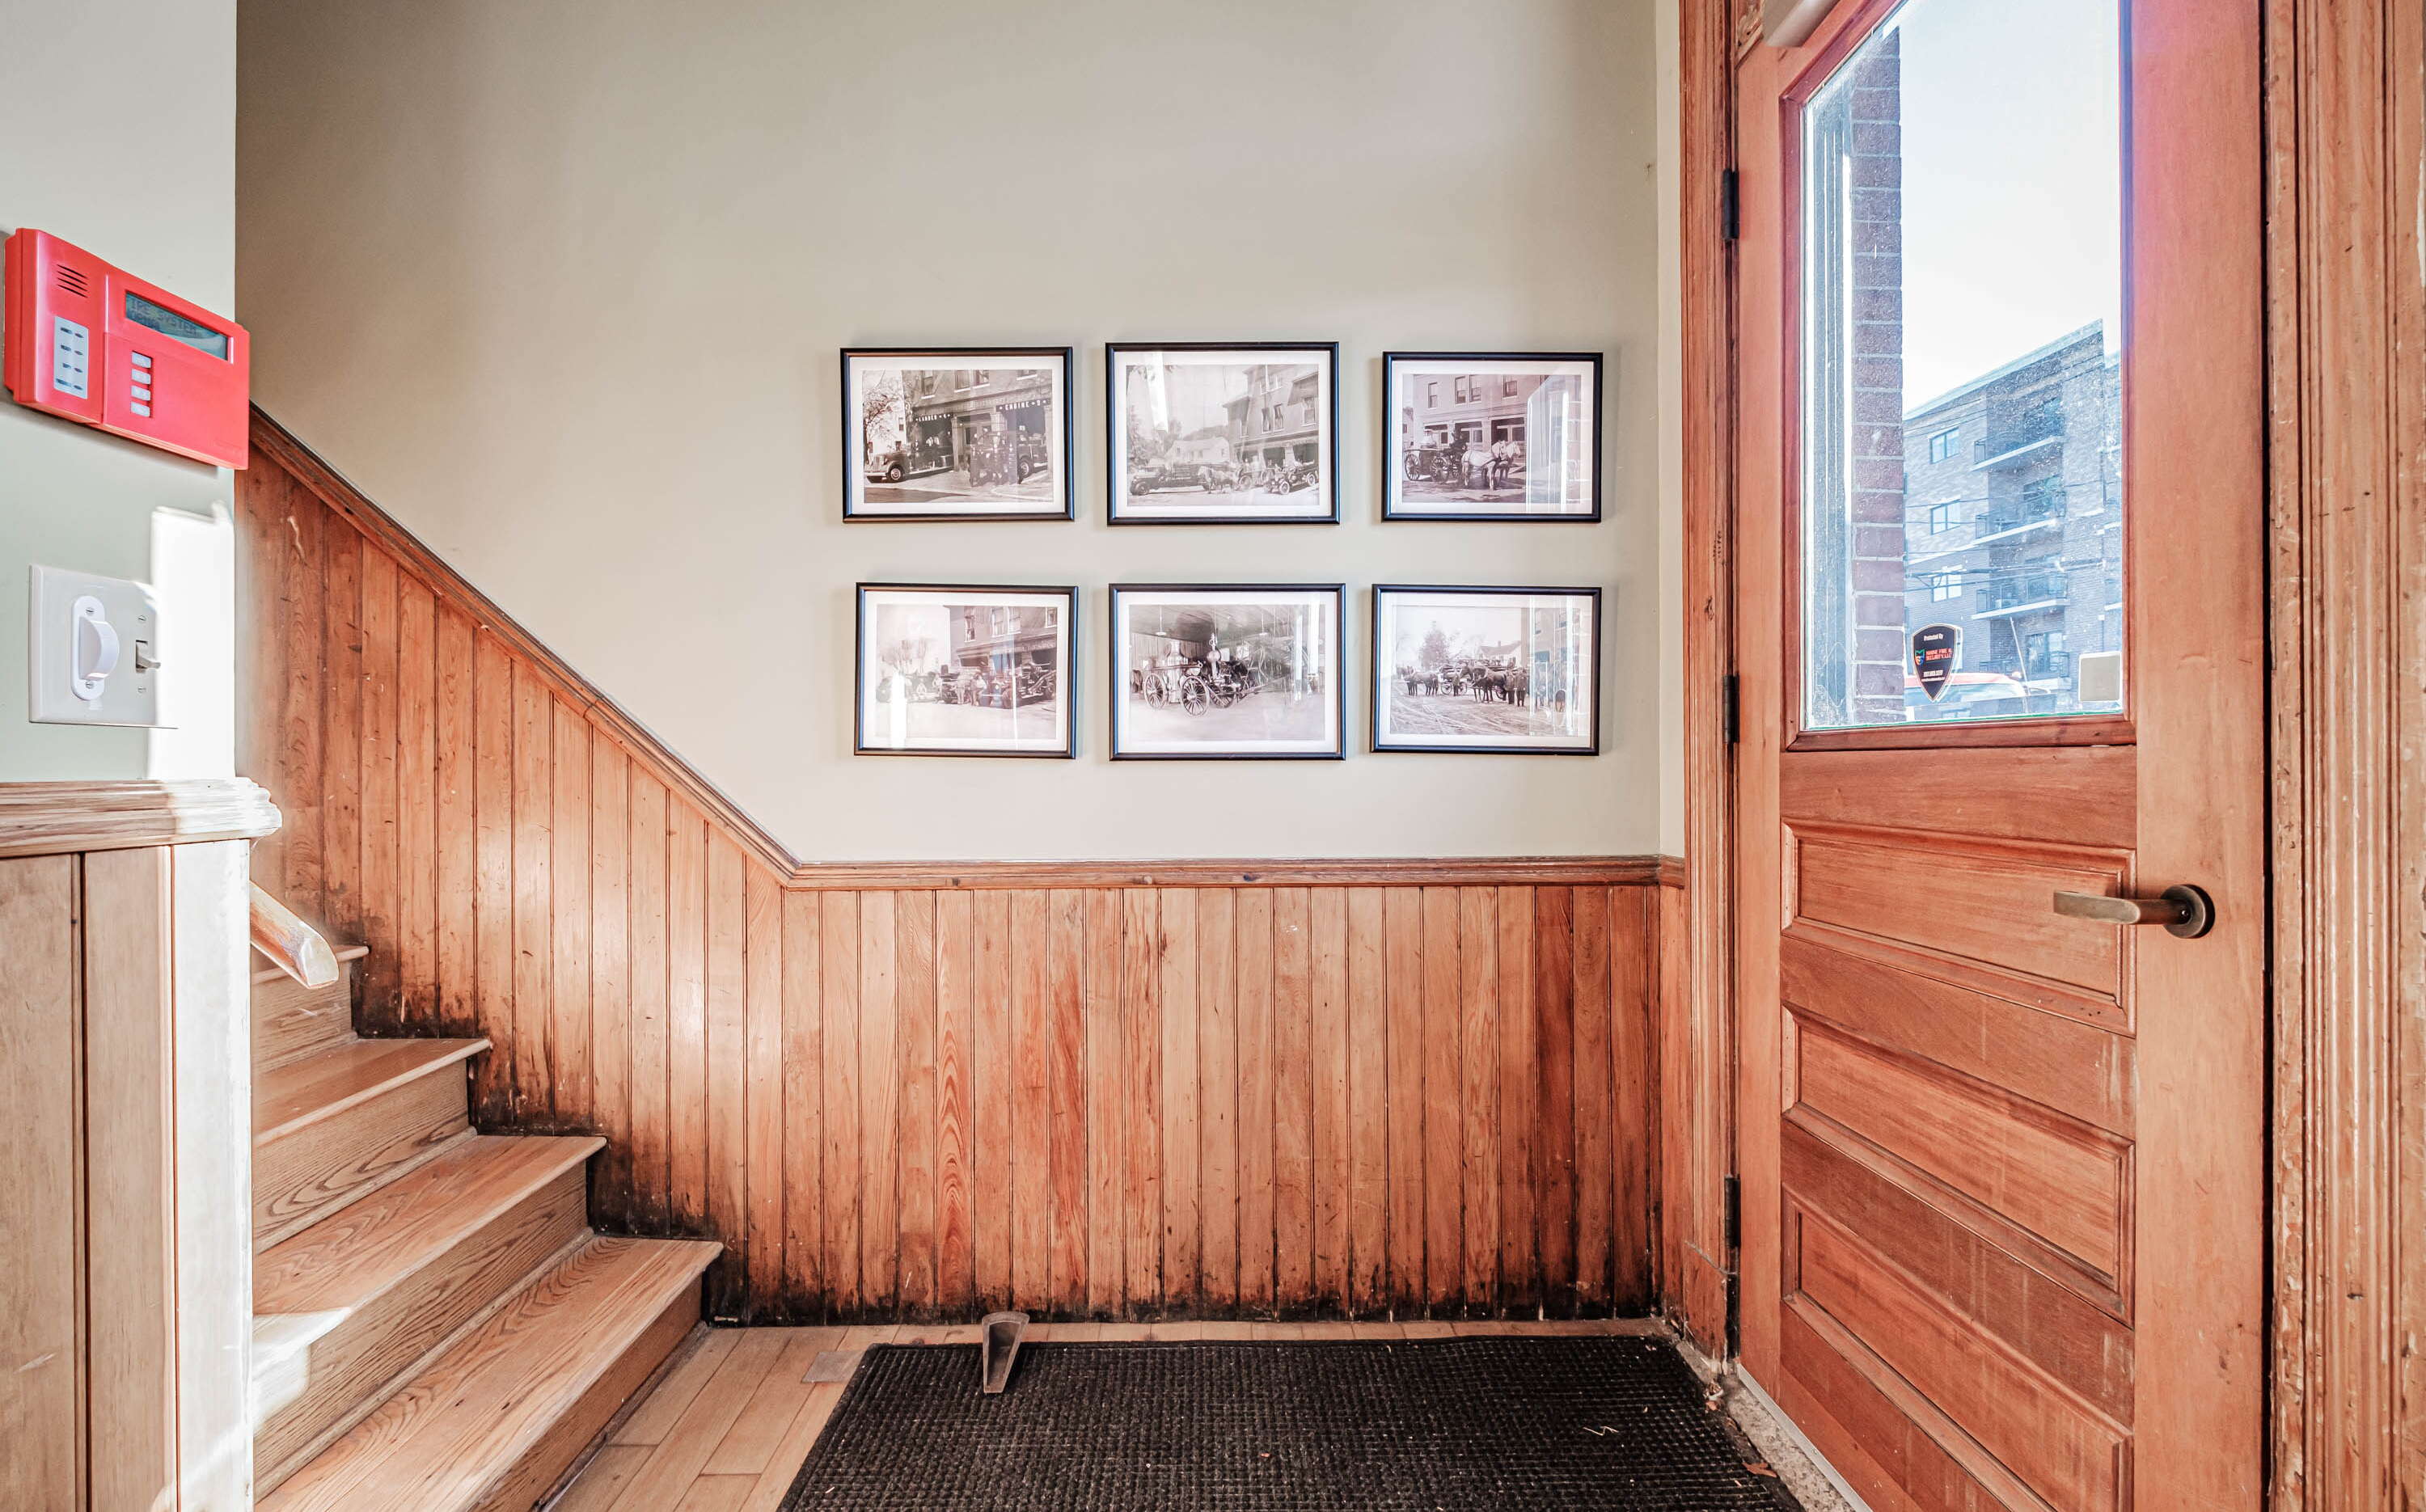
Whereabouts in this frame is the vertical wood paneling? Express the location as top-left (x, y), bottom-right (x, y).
top-left (1236, 889), bottom-right (1277, 1314)
top-left (666, 805), bottom-right (708, 1228)
top-left (1160, 889), bottom-right (1201, 1311)
top-left (1198, 888), bottom-right (1238, 1312)
top-left (471, 631), bottom-right (513, 1121)
top-left (893, 891), bottom-right (937, 1318)
top-left (742, 863), bottom-right (784, 1317)
top-left (1009, 889), bottom-right (1052, 1311)
top-left (433, 606), bottom-right (475, 1039)
top-left (934, 889), bottom-right (975, 1316)
top-left (395, 577), bottom-right (437, 1035)
top-left (627, 775), bottom-right (670, 1225)
top-left (1498, 885), bottom-right (1539, 1316)
top-left (1458, 886), bottom-right (1499, 1312)
top-left (1121, 889), bottom-right (1162, 1311)
top-left (818, 892), bottom-right (860, 1314)
top-left (1083, 889), bottom-right (1126, 1317)
top-left (1046, 890), bottom-right (1088, 1316)
top-left (1571, 885), bottom-right (1613, 1312)
top-left (550, 706), bottom-right (592, 1127)
top-left (1422, 886), bottom-right (1462, 1312)
top-left (780, 889), bottom-right (823, 1311)
top-left (1271, 887), bottom-right (1314, 1309)
top-left (1534, 887), bottom-right (1577, 1316)
top-left (510, 662), bottom-right (554, 1123)
top-left (589, 745), bottom-right (631, 1227)
top-left (0, 856), bottom-right (80, 1512)
top-left (231, 447), bottom-right (1672, 1325)
top-left (704, 834), bottom-right (747, 1314)
top-left (856, 892), bottom-right (898, 1312)
top-left (972, 890), bottom-right (1013, 1311)
top-left (357, 548), bottom-right (400, 1028)
top-left (1345, 888), bottom-right (1388, 1316)
top-left (1383, 887), bottom-right (1424, 1312)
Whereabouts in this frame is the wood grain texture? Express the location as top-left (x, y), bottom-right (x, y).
top-left (2262, 0), bottom-right (2426, 1504)
top-left (0, 856), bottom-right (81, 1512)
top-left (232, 431), bottom-right (1670, 1322)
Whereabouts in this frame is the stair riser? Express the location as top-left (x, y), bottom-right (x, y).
top-left (255, 1071), bottom-right (469, 1249)
top-left (469, 1291), bottom-right (696, 1512)
top-left (256, 1166), bottom-right (593, 1490)
top-left (252, 965), bottom-right (356, 1073)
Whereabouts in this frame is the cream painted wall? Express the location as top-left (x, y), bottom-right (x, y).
top-left (241, 0), bottom-right (1665, 861)
top-left (0, 0), bottom-right (238, 782)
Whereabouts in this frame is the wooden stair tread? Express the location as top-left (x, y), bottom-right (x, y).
top-left (257, 1235), bottom-right (720, 1512)
top-left (254, 1134), bottom-right (603, 1325)
top-left (256, 1037), bottom-right (488, 1144)
top-left (253, 940), bottom-right (370, 986)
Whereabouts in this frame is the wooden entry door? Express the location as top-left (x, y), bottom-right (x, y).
top-left (1730, 1), bottom-right (2266, 1508)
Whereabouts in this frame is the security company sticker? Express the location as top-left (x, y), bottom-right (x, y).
top-left (1911, 623), bottom-right (1959, 701)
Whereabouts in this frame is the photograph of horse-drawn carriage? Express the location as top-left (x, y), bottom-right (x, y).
top-left (1111, 585), bottom-right (1344, 758)
top-left (856, 584), bottom-right (1076, 757)
top-left (1381, 353), bottom-right (1602, 521)
top-left (1109, 344), bottom-right (1338, 524)
top-left (1372, 585), bottom-right (1601, 754)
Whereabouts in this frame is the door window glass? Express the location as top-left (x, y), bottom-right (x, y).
top-left (1798, 0), bottom-right (2124, 729)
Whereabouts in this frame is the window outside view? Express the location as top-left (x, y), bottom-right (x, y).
top-left (1798, 0), bottom-right (2124, 729)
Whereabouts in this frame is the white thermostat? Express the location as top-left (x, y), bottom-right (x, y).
top-left (28, 564), bottom-right (167, 727)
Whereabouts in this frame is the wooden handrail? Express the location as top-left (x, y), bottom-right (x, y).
top-left (249, 884), bottom-right (339, 988)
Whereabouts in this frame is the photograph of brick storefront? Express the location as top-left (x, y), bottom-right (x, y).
top-left (899, 365), bottom-right (1055, 494)
top-left (1900, 323), bottom-right (2124, 717)
top-left (946, 602), bottom-right (1060, 678)
top-left (1224, 364), bottom-right (1323, 475)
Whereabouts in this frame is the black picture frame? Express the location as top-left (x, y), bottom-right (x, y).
top-left (1380, 352), bottom-right (1604, 522)
top-left (854, 582), bottom-right (1080, 758)
top-left (1108, 583), bottom-right (1347, 760)
top-left (840, 347), bottom-right (1077, 522)
top-left (1105, 342), bottom-right (1342, 526)
top-left (1369, 584), bottom-right (1604, 755)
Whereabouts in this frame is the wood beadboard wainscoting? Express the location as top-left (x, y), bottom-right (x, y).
top-left (0, 780), bottom-right (273, 1511)
top-left (234, 413), bottom-right (1678, 1323)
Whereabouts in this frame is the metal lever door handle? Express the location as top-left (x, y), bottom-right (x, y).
top-left (2052, 885), bottom-right (2214, 940)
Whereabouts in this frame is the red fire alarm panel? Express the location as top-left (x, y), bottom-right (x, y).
top-left (5, 229), bottom-right (250, 468)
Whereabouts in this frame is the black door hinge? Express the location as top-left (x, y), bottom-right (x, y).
top-left (1722, 1174), bottom-right (1742, 1250)
top-left (1722, 673), bottom-right (1740, 745)
top-left (1719, 169), bottom-right (1740, 242)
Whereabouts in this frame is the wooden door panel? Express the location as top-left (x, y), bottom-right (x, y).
top-left (1790, 1208), bottom-right (2129, 1512)
top-left (1780, 745), bottom-right (2136, 849)
top-left (1780, 935), bottom-right (2133, 1135)
top-left (1791, 1022), bottom-right (2128, 1282)
top-left (1789, 826), bottom-right (2129, 998)
top-left (1784, 1124), bottom-right (2133, 1420)
top-left (1780, 1303), bottom-right (2051, 1512)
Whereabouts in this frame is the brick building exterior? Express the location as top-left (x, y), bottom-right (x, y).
top-left (1900, 324), bottom-right (2123, 711)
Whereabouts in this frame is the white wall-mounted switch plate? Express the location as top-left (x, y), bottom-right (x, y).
top-left (29, 564), bottom-right (168, 728)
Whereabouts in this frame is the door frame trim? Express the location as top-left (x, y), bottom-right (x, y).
top-left (1667, 0), bottom-right (1744, 1361)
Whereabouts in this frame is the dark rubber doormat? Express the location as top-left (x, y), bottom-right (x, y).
top-left (779, 1336), bottom-right (1796, 1510)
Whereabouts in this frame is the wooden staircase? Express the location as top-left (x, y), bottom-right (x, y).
top-left (247, 927), bottom-right (718, 1510)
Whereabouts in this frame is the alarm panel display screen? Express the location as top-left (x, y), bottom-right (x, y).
top-left (124, 290), bottom-right (230, 360)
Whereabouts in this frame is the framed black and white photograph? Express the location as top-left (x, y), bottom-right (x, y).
top-left (1107, 343), bottom-right (1339, 525)
top-left (856, 584), bottom-right (1076, 757)
top-left (1110, 585), bottom-right (1344, 759)
top-left (1381, 353), bottom-right (1602, 521)
top-left (1371, 585), bottom-right (1601, 754)
top-left (841, 348), bottom-right (1075, 521)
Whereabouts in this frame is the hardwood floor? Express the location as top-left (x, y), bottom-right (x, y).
top-left (552, 1319), bottom-right (1664, 1511)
